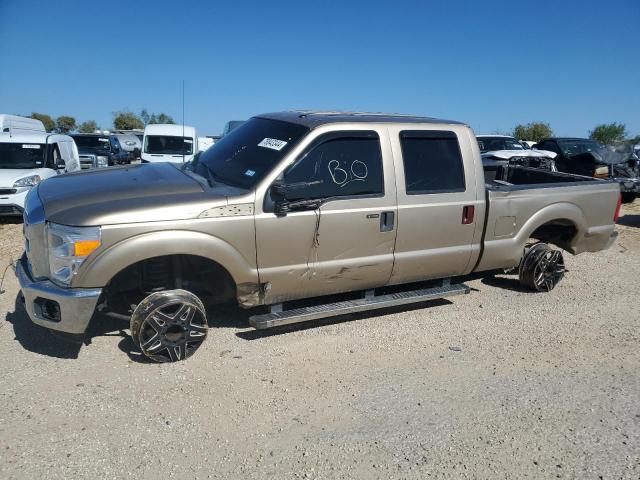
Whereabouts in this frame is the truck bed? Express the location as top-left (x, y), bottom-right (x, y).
top-left (475, 165), bottom-right (619, 272)
top-left (484, 163), bottom-right (601, 188)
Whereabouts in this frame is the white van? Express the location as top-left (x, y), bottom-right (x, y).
top-left (0, 132), bottom-right (81, 216)
top-left (197, 136), bottom-right (215, 152)
top-left (141, 124), bottom-right (197, 163)
top-left (0, 114), bottom-right (46, 134)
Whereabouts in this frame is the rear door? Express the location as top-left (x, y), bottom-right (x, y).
top-left (388, 126), bottom-right (482, 284)
top-left (255, 127), bottom-right (398, 303)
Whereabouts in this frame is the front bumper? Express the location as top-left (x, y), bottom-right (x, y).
top-left (0, 188), bottom-right (28, 216)
top-left (16, 255), bottom-right (102, 334)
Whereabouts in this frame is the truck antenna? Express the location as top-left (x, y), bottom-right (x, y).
top-left (182, 79), bottom-right (185, 164)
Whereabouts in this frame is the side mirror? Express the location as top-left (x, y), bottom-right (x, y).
top-left (270, 179), bottom-right (324, 217)
top-left (55, 158), bottom-right (66, 170)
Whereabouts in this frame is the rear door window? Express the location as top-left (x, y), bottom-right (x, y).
top-left (400, 131), bottom-right (465, 194)
top-left (283, 131), bottom-right (384, 201)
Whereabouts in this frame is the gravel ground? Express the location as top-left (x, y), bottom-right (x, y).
top-left (0, 203), bottom-right (638, 479)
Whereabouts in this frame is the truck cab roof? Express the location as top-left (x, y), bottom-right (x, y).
top-left (257, 110), bottom-right (465, 128)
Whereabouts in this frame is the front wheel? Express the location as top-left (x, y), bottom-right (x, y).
top-left (518, 243), bottom-right (565, 292)
top-left (130, 289), bottom-right (208, 362)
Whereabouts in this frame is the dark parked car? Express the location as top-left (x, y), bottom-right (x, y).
top-left (114, 133), bottom-right (142, 160)
top-left (535, 137), bottom-right (640, 202)
top-left (70, 134), bottom-right (132, 169)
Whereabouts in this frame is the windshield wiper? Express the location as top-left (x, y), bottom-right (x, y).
top-left (203, 165), bottom-right (222, 187)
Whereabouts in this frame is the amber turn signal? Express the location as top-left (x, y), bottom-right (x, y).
top-left (73, 240), bottom-right (101, 257)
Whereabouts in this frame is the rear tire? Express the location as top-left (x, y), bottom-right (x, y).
top-left (518, 243), bottom-right (565, 292)
top-left (130, 289), bottom-right (208, 362)
top-left (621, 192), bottom-right (636, 204)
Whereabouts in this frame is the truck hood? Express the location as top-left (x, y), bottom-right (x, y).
top-left (0, 168), bottom-right (56, 187)
top-left (37, 162), bottom-right (229, 226)
top-left (482, 149), bottom-right (557, 160)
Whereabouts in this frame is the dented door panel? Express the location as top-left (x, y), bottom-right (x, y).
top-left (254, 125), bottom-right (397, 304)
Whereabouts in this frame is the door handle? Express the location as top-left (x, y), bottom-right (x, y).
top-left (380, 211), bottom-right (395, 232)
top-left (462, 205), bottom-right (475, 224)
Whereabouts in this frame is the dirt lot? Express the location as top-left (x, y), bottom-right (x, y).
top-left (0, 204), bottom-right (638, 479)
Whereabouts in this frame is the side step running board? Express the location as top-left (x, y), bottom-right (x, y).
top-left (249, 282), bottom-right (470, 330)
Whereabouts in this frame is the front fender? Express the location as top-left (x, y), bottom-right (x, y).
top-left (73, 230), bottom-right (258, 289)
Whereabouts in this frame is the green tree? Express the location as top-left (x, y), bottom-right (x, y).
top-left (55, 115), bottom-right (77, 134)
top-left (78, 120), bottom-right (99, 133)
top-left (113, 110), bottom-right (144, 130)
top-left (140, 109), bottom-right (151, 125)
top-left (155, 113), bottom-right (175, 124)
top-left (140, 109), bottom-right (176, 125)
top-left (512, 122), bottom-right (553, 143)
top-left (589, 123), bottom-right (627, 145)
top-left (29, 112), bottom-right (55, 132)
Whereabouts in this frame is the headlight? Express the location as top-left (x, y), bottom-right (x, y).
top-left (13, 175), bottom-right (42, 188)
top-left (47, 223), bottom-right (101, 286)
top-left (96, 155), bottom-right (109, 168)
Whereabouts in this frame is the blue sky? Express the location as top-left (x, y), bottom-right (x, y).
top-left (1, 0), bottom-right (638, 137)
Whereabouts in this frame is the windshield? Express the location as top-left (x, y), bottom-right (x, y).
top-left (0, 142), bottom-right (46, 169)
top-left (72, 136), bottom-right (111, 150)
top-left (196, 117), bottom-right (309, 189)
top-left (144, 135), bottom-right (194, 155)
top-left (477, 136), bottom-right (525, 153)
top-left (557, 139), bottom-right (603, 157)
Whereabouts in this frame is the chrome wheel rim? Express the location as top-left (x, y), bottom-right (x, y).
top-left (533, 250), bottom-right (565, 291)
top-left (139, 301), bottom-right (207, 362)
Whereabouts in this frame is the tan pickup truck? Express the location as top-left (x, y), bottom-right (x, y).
top-left (17, 111), bottom-right (621, 362)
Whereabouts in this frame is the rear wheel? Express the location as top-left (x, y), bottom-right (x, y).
top-left (130, 289), bottom-right (208, 362)
top-left (518, 243), bottom-right (565, 292)
top-left (621, 192), bottom-right (636, 204)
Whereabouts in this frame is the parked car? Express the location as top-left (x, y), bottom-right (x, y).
top-left (477, 135), bottom-right (528, 153)
top-left (17, 111), bottom-right (620, 362)
top-left (114, 133), bottom-right (142, 160)
top-left (0, 114), bottom-right (46, 134)
top-left (197, 136), bottom-right (216, 152)
top-left (535, 137), bottom-right (640, 202)
top-left (141, 124), bottom-right (197, 163)
top-left (477, 135), bottom-right (557, 171)
top-left (0, 131), bottom-right (80, 216)
top-left (70, 134), bottom-right (131, 169)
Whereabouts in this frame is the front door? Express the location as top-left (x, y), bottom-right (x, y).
top-left (255, 129), bottom-right (397, 304)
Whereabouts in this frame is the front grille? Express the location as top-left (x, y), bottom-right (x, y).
top-left (0, 205), bottom-right (23, 215)
top-left (79, 155), bottom-right (97, 169)
top-left (22, 192), bottom-right (49, 279)
top-left (0, 188), bottom-right (17, 195)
